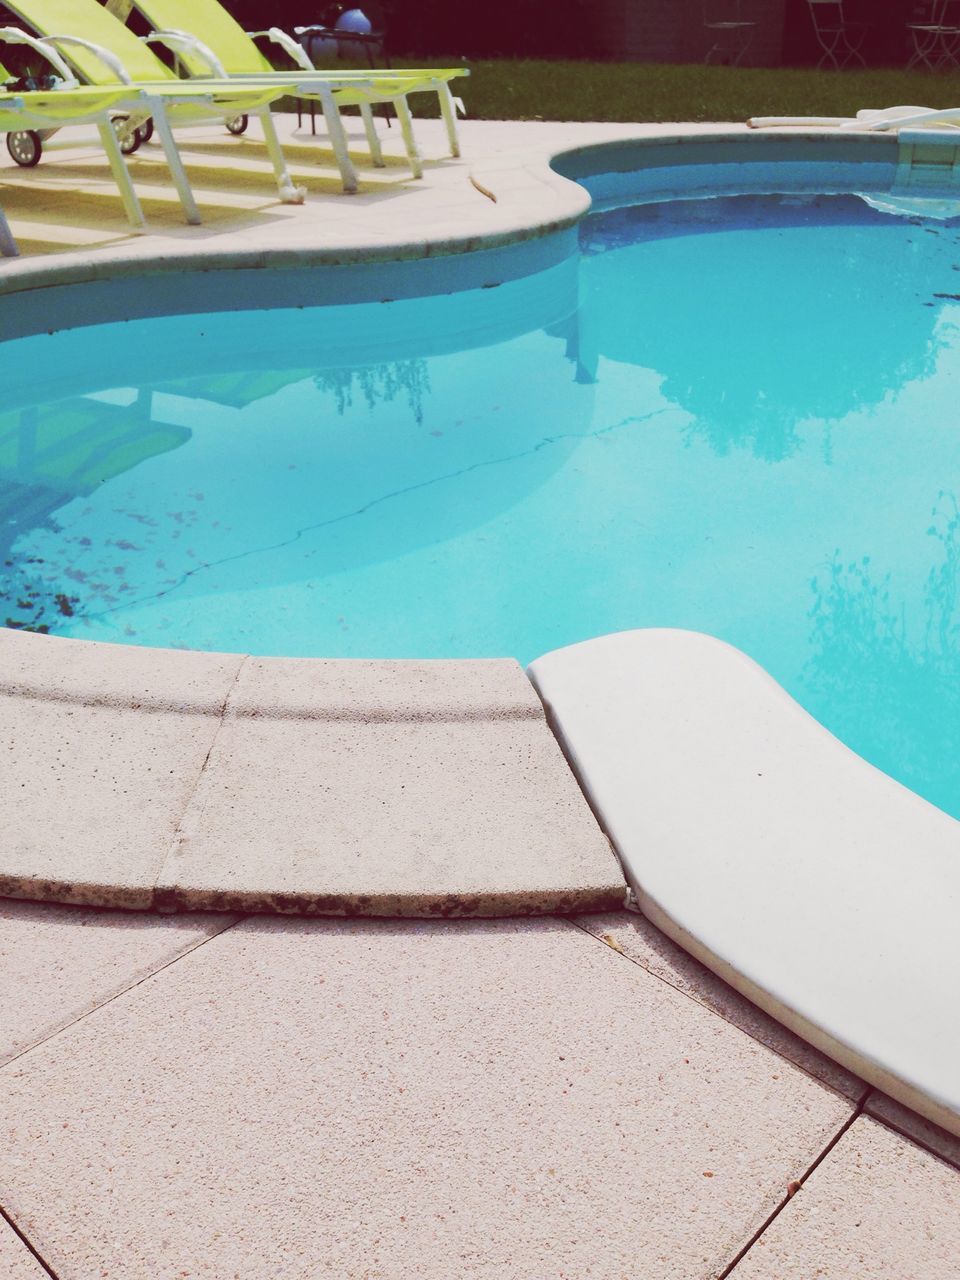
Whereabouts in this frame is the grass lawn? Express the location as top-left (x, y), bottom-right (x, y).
top-left (383, 59), bottom-right (960, 122)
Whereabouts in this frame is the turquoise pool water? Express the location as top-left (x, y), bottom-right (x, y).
top-left (3, 193), bottom-right (960, 817)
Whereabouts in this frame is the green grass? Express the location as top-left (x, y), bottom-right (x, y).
top-left (381, 59), bottom-right (960, 122)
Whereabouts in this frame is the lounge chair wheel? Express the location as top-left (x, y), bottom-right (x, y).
top-left (136, 119), bottom-right (154, 146)
top-left (112, 115), bottom-right (141, 155)
top-left (7, 131), bottom-right (41, 168)
top-left (225, 115), bottom-right (249, 136)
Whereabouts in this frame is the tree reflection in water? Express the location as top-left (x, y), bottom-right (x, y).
top-left (804, 493), bottom-right (960, 815)
top-left (580, 195), bottom-right (948, 463)
top-left (313, 360), bottom-right (431, 425)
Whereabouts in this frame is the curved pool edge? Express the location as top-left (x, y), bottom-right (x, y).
top-left (0, 626), bottom-right (627, 918)
top-left (0, 126), bottom-right (596, 302)
top-left (0, 122), bottom-right (902, 306)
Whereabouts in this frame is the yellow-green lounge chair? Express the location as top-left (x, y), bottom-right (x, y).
top-left (115, 0), bottom-right (467, 190)
top-left (1, 1), bottom-right (311, 221)
top-left (4, 0), bottom-right (460, 200)
top-left (117, 0), bottom-right (468, 175)
top-left (0, 50), bottom-right (151, 254)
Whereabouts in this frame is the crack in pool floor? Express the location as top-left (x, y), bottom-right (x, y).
top-left (69, 407), bottom-right (678, 625)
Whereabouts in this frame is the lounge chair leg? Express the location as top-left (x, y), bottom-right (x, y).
top-left (256, 106), bottom-right (306, 204)
top-left (437, 81), bottom-right (460, 158)
top-left (318, 86), bottom-right (358, 194)
top-left (95, 117), bottom-right (145, 229)
top-left (0, 207), bottom-right (18, 257)
top-left (394, 97), bottom-right (423, 179)
top-left (359, 102), bottom-right (384, 167)
top-left (146, 97), bottom-right (202, 226)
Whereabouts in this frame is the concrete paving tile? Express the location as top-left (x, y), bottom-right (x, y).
top-left (155, 659), bottom-right (624, 915)
top-left (730, 1116), bottom-right (960, 1279)
top-left (865, 1090), bottom-right (960, 1171)
top-left (0, 899), bottom-right (237, 1065)
top-left (578, 911), bottom-right (865, 1101)
top-left (0, 1219), bottom-right (48, 1280)
top-left (0, 917), bottom-right (854, 1280)
top-left (0, 629), bottom-right (241, 908)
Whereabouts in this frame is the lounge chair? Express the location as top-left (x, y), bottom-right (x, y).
top-left (117, 0), bottom-right (468, 187)
top-left (0, 48), bottom-right (154, 254)
top-left (0, 0), bottom-right (327, 220)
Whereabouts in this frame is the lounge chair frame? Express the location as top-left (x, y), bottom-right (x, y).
top-left (142, 27), bottom-right (409, 190)
top-left (122, 0), bottom-right (465, 188)
top-left (251, 26), bottom-right (465, 160)
top-left (0, 44), bottom-right (158, 253)
top-left (0, 12), bottom-right (308, 223)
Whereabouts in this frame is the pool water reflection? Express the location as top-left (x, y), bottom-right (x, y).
top-left (2, 193), bottom-right (959, 817)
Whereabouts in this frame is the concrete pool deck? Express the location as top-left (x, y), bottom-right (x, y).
top-left (1, 115), bottom-right (958, 1276)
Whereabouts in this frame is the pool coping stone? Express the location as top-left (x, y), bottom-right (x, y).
top-left (0, 120), bottom-right (897, 298)
top-left (0, 630), bottom-right (625, 916)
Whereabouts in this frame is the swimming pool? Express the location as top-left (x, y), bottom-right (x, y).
top-left (2, 145), bottom-right (960, 820)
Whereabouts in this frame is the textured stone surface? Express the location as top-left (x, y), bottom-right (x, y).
top-left (530, 629), bottom-right (960, 1137)
top-left (0, 118), bottom-right (646, 288)
top-left (0, 1220), bottom-right (48, 1280)
top-left (0, 633), bottom-right (242, 908)
top-left (865, 1090), bottom-right (960, 1171)
top-left (225, 654), bottom-right (546, 721)
top-left (156, 659), bottom-right (624, 915)
top-left (0, 627), bottom-right (241, 712)
top-left (0, 899), bottom-right (237, 1065)
top-left (0, 917), bottom-right (853, 1279)
top-left (577, 911), bottom-right (865, 1100)
top-left (732, 1117), bottom-right (960, 1278)
top-left (0, 634), bottom-right (623, 914)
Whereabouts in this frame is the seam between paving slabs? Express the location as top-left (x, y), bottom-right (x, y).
top-left (562, 919), bottom-right (865, 1279)
top-left (0, 914), bottom-right (245, 1279)
top-left (717, 1103), bottom-right (865, 1280)
top-left (0, 915), bottom-right (872, 1280)
top-left (150, 655), bottom-right (251, 912)
top-left (0, 914), bottom-right (244, 1074)
top-left (565, 917), bottom-right (871, 1104)
top-left (861, 1091), bottom-right (960, 1172)
top-left (0, 1201), bottom-right (59, 1280)
top-left (580, 912), bottom-right (960, 1260)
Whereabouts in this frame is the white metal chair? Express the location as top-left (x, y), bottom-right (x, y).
top-left (906, 0), bottom-right (960, 71)
top-left (806, 0), bottom-right (869, 69)
top-left (703, 0), bottom-right (756, 67)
